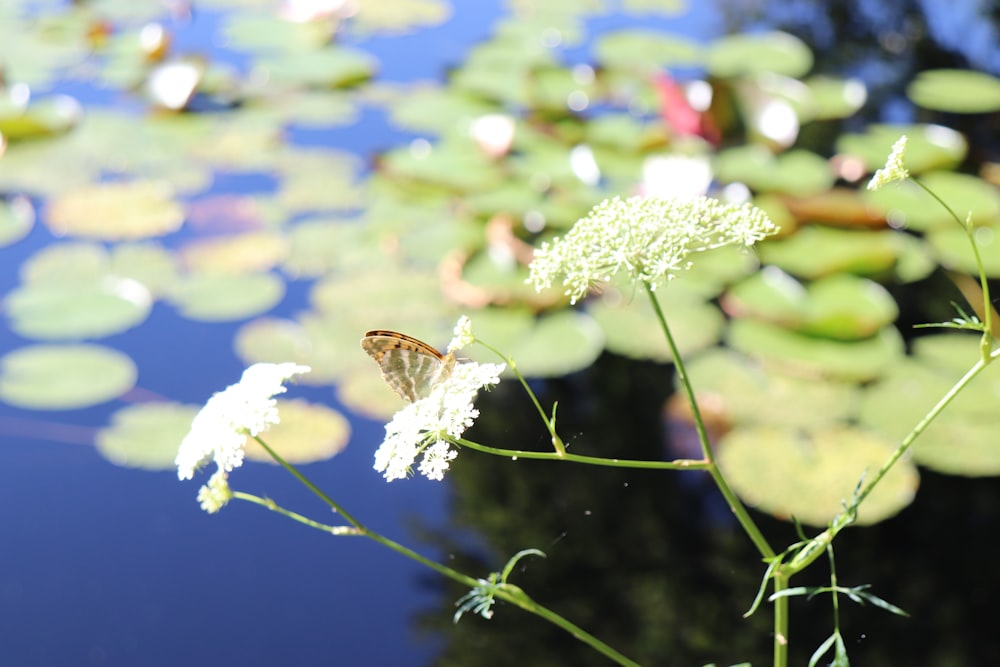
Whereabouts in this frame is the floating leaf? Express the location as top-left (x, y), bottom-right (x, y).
top-left (837, 123), bottom-right (966, 175)
top-left (865, 171), bottom-right (1000, 231)
top-left (5, 279), bottom-right (152, 340)
top-left (719, 424), bottom-right (918, 526)
top-left (705, 32), bottom-right (813, 79)
top-left (45, 180), bottom-right (185, 240)
top-left (244, 399), bottom-right (350, 464)
top-left (907, 69), bottom-right (1000, 114)
top-left (0, 195), bottom-right (35, 247)
top-left (757, 226), bottom-right (914, 279)
top-left (179, 231), bottom-right (290, 275)
top-left (0, 344), bottom-right (137, 409)
top-left (167, 272), bottom-right (286, 322)
top-left (96, 402), bottom-right (200, 470)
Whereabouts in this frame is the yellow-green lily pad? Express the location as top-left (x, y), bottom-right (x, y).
top-left (5, 279), bottom-right (152, 340)
top-left (724, 270), bottom-right (898, 340)
top-left (244, 398), bottom-right (350, 464)
top-left (0, 195), bottom-right (35, 247)
top-left (756, 226), bottom-right (914, 279)
top-left (837, 123), bottom-right (967, 175)
top-left (718, 424), bottom-right (918, 526)
top-left (45, 180), bottom-right (185, 240)
top-left (727, 318), bottom-right (904, 382)
top-left (683, 348), bottom-right (860, 430)
top-left (705, 31), bottom-right (813, 79)
top-left (860, 333), bottom-right (1000, 476)
top-left (96, 402), bottom-right (200, 470)
top-left (907, 69), bottom-right (1000, 113)
top-left (167, 272), bottom-right (286, 322)
top-left (865, 171), bottom-right (1000, 231)
top-left (0, 344), bottom-right (137, 409)
top-left (926, 225), bottom-right (1000, 277)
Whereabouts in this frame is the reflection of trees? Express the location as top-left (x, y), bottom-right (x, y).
top-left (413, 353), bottom-right (1000, 666)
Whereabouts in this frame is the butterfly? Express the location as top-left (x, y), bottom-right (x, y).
top-left (361, 330), bottom-right (456, 402)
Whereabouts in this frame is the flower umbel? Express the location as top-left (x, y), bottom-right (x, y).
top-left (448, 315), bottom-right (475, 353)
top-left (867, 135), bottom-right (910, 191)
top-left (197, 470), bottom-right (233, 513)
top-left (374, 360), bottom-right (505, 481)
top-left (528, 195), bottom-right (778, 304)
top-left (176, 362), bottom-right (311, 481)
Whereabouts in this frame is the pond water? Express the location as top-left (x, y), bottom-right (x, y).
top-left (2, 1), bottom-right (1000, 666)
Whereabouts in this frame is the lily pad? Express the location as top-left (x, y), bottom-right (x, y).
top-left (96, 402), bottom-right (200, 470)
top-left (683, 348), bottom-right (859, 430)
top-left (5, 279), bottom-right (152, 340)
top-left (0, 344), bottom-right (137, 409)
top-left (757, 226), bottom-right (911, 279)
top-left (718, 424), bottom-right (918, 526)
top-left (593, 30), bottom-right (702, 72)
top-left (179, 231), bottom-right (290, 275)
top-left (0, 93), bottom-right (82, 141)
top-left (860, 334), bottom-right (1000, 476)
top-left (705, 31), bottom-right (813, 79)
top-left (252, 47), bottom-right (377, 89)
top-left (723, 270), bottom-right (898, 340)
top-left (865, 171), bottom-right (1000, 231)
top-left (166, 272), bottom-right (286, 322)
top-left (926, 225), bottom-right (1000, 277)
top-left (714, 146), bottom-right (833, 196)
top-left (589, 284), bottom-right (723, 362)
top-left (0, 195), bottom-right (35, 247)
top-left (45, 180), bottom-right (185, 240)
top-left (907, 69), bottom-right (1000, 114)
top-left (244, 399), bottom-right (350, 464)
top-left (727, 318), bottom-right (904, 383)
top-left (837, 123), bottom-right (966, 175)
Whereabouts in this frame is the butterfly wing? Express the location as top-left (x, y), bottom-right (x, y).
top-left (361, 331), bottom-right (455, 402)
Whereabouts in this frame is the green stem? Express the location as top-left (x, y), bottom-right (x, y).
top-left (643, 282), bottom-right (775, 561)
top-left (246, 439), bottom-right (639, 665)
top-left (476, 339), bottom-right (567, 455)
top-left (456, 437), bottom-right (709, 470)
top-left (855, 354), bottom-right (989, 508)
top-left (772, 571), bottom-right (789, 667)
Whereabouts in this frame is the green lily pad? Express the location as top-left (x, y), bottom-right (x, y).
top-left (350, 0), bottom-right (452, 35)
top-left (252, 47), bottom-right (377, 89)
top-left (222, 13), bottom-right (332, 54)
top-left (463, 308), bottom-right (604, 377)
top-left (44, 180), bottom-right (185, 240)
top-left (724, 270), bottom-right (898, 340)
top-left (179, 231), bottom-right (290, 275)
top-left (589, 284), bottom-right (723, 362)
top-left (167, 272), bottom-right (286, 322)
top-left (837, 123), bottom-right (966, 175)
top-left (0, 344), bottom-right (137, 409)
top-left (0, 93), bottom-right (82, 141)
top-left (907, 69), bottom-right (1000, 113)
top-left (683, 348), bottom-right (860, 430)
top-left (714, 146), bottom-right (833, 196)
top-left (860, 334), bottom-right (1000, 476)
top-left (379, 139), bottom-right (504, 193)
top-left (384, 86), bottom-right (498, 134)
top-left (797, 76), bottom-right (868, 121)
top-left (5, 279), bottom-right (152, 340)
top-left (244, 398), bottom-right (350, 464)
top-left (756, 226), bottom-right (911, 279)
top-left (593, 30), bottom-right (702, 72)
top-left (926, 226), bottom-right (1000, 277)
top-left (0, 195), bottom-right (35, 247)
top-left (865, 171), bottom-right (1000, 231)
top-left (727, 318), bottom-right (904, 382)
top-left (96, 402), bottom-right (200, 470)
top-left (718, 424), bottom-right (918, 526)
top-left (705, 31), bottom-right (813, 79)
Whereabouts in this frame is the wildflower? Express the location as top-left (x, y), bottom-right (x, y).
top-left (374, 360), bottom-right (505, 481)
top-left (448, 315), bottom-right (474, 353)
top-left (196, 470), bottom-right (233, 513)
top-left (176, 362), bottom-right (311, 481)
top-left (867, 135), bottom-right (909, 191)
top-left (528, 195), bottom-right (777, 304)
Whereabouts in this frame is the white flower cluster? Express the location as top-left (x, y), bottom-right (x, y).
top-left (374, 360), bottom-right (505, 481)
top-left (867, 135), bottom-right (910, 191)
top-left (176, 362), bottom-right (310, 481)
top-left (528, 195), bottom-right (778, 303)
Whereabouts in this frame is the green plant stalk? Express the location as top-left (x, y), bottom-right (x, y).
top-left (854, 353), bottom-right (991, 509)
top-left (250, 436), bottom-right (640, 666)
top-left (643, 282), bottom-right (774, 559)
top-left (455, 437), bottom-right (710, 470)
top-left (643, 281), bottom-right (785, 667)
top-left (476, 339), bottom-right (567, 455)
top-left (912, 177), bottom-right (994, 346)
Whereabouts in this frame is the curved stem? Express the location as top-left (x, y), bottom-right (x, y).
top-left (455, 437), bottom-right (709, 470)
top-left (643, 282), bottom-right (775, 560)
